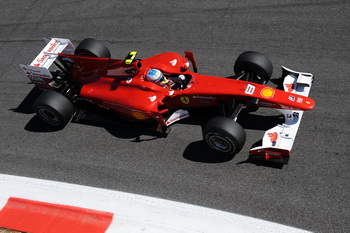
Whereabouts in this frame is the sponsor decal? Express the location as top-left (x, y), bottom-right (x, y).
top-left (260, 87), bottom-right (275, 98)
top-left (288, 95), bottom-right (295, 101)
top-left (20, 65), bottom-right (53, 82)
top-left (24, 67), bottom-right (48, 75)
top-left (34, 59), bottom-right (46, 67)
top-left (293, 112), bottom-right (299, 118)
top-left (47, 40), bottom-right (60, 52)
top-left (285, 83), bottom-right (294, 93)
top-left (180, 96), bottom-right (190, 104)
top-left (297, 97), bottom-right (303, 103)
top-left (286, 112), bottom-right (300, 121)
top-left (33, 40), bottom-right (60, 67)
top-left (245, 84), bottom-right (256, 95)
top-left (126, 78), bottom-right (132, 83)
top-left (168, 90), bottom-right (175, 96)
top-left (131, 111), bottom-right (149, 120)
top-left (170, 59), bottom-right (177, 66)
top-left (192, 95), bottom-right (216, 100)
top-left (268, 132), bottom-right (278, 143)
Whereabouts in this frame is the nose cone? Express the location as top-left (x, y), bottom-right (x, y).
top-left (302, 96), bottom-right (315, 111)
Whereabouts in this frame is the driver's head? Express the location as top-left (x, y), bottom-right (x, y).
top-left (146, 69), bottom-right (164, 83)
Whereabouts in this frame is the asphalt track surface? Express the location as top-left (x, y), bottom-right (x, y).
top-left (0, 0), bottom-right (349, 232)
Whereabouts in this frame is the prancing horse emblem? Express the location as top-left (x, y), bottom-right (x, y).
top-left (180, 96), bottom-right (190, 104)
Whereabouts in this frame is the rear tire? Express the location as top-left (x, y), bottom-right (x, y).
top-left (33, 91), bottom-right (75, 127)
top-left (74, 38), bottom-right (111, 58)
top-left (203, 117), bottom-right (246, 155)
top-left (234, 51), bottom-right (273, 83)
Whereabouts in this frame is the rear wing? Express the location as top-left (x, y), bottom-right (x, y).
top-left (249, 67), bottom-right (314, 162)
top-left (20, 38), bottom-right (74, 86)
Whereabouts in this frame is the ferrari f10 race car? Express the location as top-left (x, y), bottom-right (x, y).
top-left (20, 38), bottom-right (314, 163)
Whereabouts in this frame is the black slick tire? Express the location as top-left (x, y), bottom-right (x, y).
top-left (74, 38), bottom-right (111, 58)
top-left (234, 51), bottom-right (273, 83)
top-left (203, 116), bottom-right (246, 155)
top-left (33, 91), bottom-right (75, 127)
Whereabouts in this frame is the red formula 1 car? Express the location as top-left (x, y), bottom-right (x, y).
top-left (20, 38), bottom-right (314, 163)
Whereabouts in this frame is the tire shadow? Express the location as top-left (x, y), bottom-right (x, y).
top-left (183, 140), bottom-right (235, 163)
top-left (24, 115), bottom-right (65, 132)
top-left (11, 87), bottom-right (42, 114)
top-left (236, 157), bottom-right (285, 169)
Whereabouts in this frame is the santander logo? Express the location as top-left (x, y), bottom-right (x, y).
top-left (34, 40), bottom-right (59, 66)
top-left (47, 40), bottom-right (59, 52)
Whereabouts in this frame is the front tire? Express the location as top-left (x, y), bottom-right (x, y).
top-left (203, 117), bottom-right (246, 155)
top-left (234, 51), bottom-right (273, 83)
top-left (33, 91), bottom-right (75, 127)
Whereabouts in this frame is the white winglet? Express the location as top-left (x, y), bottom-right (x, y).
top-left (249, 67), bottom-right (313, 162)
top-left (165, 109), bottom-right (190, 126)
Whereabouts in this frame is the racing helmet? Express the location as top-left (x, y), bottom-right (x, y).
top-left (146, 69), bottom-right (164, 83)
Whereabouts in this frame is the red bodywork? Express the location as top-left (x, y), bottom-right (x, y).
top-left (55, 52), bottom-right (314, 126)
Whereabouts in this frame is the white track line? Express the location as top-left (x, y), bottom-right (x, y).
top-left (0, 174), bottom-right (311, 233)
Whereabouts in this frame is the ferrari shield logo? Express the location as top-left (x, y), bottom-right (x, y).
top-left (180, 96), bottom-right (190, 104)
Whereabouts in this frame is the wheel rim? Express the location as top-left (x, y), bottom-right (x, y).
top-left (208, 135), bottom-right (234, 153)
top-left (38, 109), bottom-right (60, 125)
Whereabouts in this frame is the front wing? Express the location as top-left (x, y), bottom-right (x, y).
top-left (249, 67), bottom-right (314, 162)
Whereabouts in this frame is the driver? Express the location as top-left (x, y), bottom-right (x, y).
top-left (146, 68), bottom-right (188, 90)
top-left (146, 69), bottom-right (170, 88)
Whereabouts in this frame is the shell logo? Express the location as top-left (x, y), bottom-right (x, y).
top-left (131, 111), bottom-right (149, 120)
top-left (261, 87), bottom-right (275, 98)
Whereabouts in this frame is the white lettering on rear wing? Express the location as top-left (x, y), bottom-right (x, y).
top-left (250, 67), bottom-right (313, 161)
